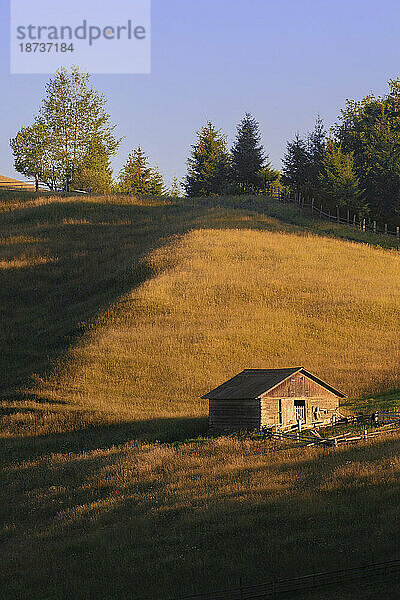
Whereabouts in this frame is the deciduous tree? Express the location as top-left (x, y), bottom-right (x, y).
top-left (10, 66), bottom-right (120, 191)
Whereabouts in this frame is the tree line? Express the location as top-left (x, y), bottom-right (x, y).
top-left (9, 67), bottom-right (180, 197)
top-left (9, 67), bottom-right (400, 222)
top-left (282, 80), bottom-right (400, 222)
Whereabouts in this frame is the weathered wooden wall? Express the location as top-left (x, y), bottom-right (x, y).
top-left (260, 372), bottom-right (339, 427)
top-left (209, 399), bottom-right (260, 431)
top-left (209, 373), bottom-right (341, 431)
top-left (263, 371), bottom-right (339, 401)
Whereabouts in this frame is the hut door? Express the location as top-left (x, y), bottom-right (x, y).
top-left (279, 399), bottom-right (296, 425)
top-left (294, 400), bottom-right (306, 423)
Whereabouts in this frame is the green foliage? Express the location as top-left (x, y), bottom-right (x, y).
top-left (258, 165), bottom-right (280, 190)
top-left (336, 79), bottom-right (400, 219)
top-left (170, 174), bottom-right (182, 197)
top-left (148, 165), bottom-right (165, 196)
top-left (281, 133), bottom-right (310, 196)
top-left (73, 151), bottom-right (113, 194)
top-left (184, 121), bottom-right (230, 197)
top-left (319, 141), bottom-right (366, 212)
top-left (9, 121), bottom-right (55, 190)
top-left (118, 146), bottom-right (165, 196)
top-left (307, 115), bottom-right (327, 199)
top-left (10, 66), bottom-right (120, 191)
top-left (231, 113), bottom-right (266, 192)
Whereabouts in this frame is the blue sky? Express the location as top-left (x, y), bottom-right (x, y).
top-left (1, 0), bottom-right (400, 188)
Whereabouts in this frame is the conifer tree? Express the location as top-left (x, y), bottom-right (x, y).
top-left (148, 165), bottom-right (165, 196)
top-left (118, 146), bottom-right (165, 196)
top-left (258, 166), bottom-right (280, 191)
top-left (184, 121), bottom-right (230, 197)
top-left (307, 115), bottom-right (327, 198)
top-left (319, 141), bottom-right (365, 211)
top-left (231, 113), bottom-right (266, 192)
top-left (281, 133), bottom-right (310, 197)
top-left (170, 174), bottom-right (181, 197)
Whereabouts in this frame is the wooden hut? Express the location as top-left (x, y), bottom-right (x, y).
top-left (202, 367), bottom-right (346, 431)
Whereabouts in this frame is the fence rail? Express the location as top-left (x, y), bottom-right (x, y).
top-left (166, 558), bottom-right (400, 600)
top-left (265, 187), bottom-right (400, 239)
top-left (263, 409), bottom-right (400, 447)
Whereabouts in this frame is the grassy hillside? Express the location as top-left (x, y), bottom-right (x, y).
top-left (1, 193), bottom-right (400, 599)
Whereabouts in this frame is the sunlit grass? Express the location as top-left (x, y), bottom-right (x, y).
top-left (22, 227), bottom-right (400, 440)
top-left (1, 191), bottom-right (400, 600)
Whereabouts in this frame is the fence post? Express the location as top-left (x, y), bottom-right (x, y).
top-left (336, 206), bottom-right (340, 222)
top-left (373, 221), bottom-right (376, 233)
top-left (363, 218), bottom-right (366, 232)
top-left (397, 226), bottom-right (400, 239)
top-left (320, 204), bottom-right (323, 218)
top-left (385, 223), bottom-right (388, 235)
top-left (347, 208), bottom-right (350, 224)
top-left (353, 214), bottom-right (356, 227)
top-left (312, 198), bottom-right (314, 211)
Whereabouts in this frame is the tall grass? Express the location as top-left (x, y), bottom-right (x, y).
top-left (1, 192), bottom-right (400, 599)
top-left (14, 226), bottom-right (400, 442)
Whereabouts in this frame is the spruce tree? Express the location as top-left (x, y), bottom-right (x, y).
top-left (184, 121), bottom-right (230, 197)
top-left (307, 115), bottom-right (327, 198)
top-left (118, 146), bottom-right (165, 196)
top-left (170, 174), bottom-right (181, 197)
top-left (281, 133), bottom-right (310, 197)
top-left (319, 141), bottom-right (365, 212)
top-left (231, 113), bottom-right (266, 193)
top-left (73, 152), bottom-right (113, 194)
top-left (258, 166), bottom-right (280, 192)
top-left (148, 165), bottom-right (165, 196)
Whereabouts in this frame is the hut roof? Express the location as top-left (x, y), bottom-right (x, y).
top-left (202, 367), bottom-right (346, 400)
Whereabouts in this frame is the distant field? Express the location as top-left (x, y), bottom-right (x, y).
top-left (1, 193), bottom-right (400, 599)
top-left (0, 174), bottom-right (37, 192)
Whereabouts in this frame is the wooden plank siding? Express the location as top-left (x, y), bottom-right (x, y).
top-left (206, 369), bottom-right (342, 432)
top-left (209, 399), bottom-right (260, 431)
top-left (260, 372), bottom-right (339, 427)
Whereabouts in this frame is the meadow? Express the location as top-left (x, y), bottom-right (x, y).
top-left (1, 192), bottom-right (400, 599)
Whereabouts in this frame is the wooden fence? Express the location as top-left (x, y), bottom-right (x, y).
top-left (265, 187), bottom-right (400, 239)
top-left (165, 558), bottom-right (400, 600)
top-left (264, 410), bottom-right (400, 447)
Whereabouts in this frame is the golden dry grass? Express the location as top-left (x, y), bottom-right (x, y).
top-left (1, 192), bottom-right (400, 599)
top-left (3, 432), bottom-right (400, 599)
top-left (19, 227), bottom-right (400, 441)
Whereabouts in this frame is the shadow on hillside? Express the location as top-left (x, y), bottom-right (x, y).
top-left (0, 195), bottom-right (298, 400)
top-left (0, 415), bottom-right (208, 464)
top-left (0, 199), bottom-right (193, 397)
top-left (1, 194), bottom-right (397, 415)
top-left (3, 429), bottom-right (400, 600)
